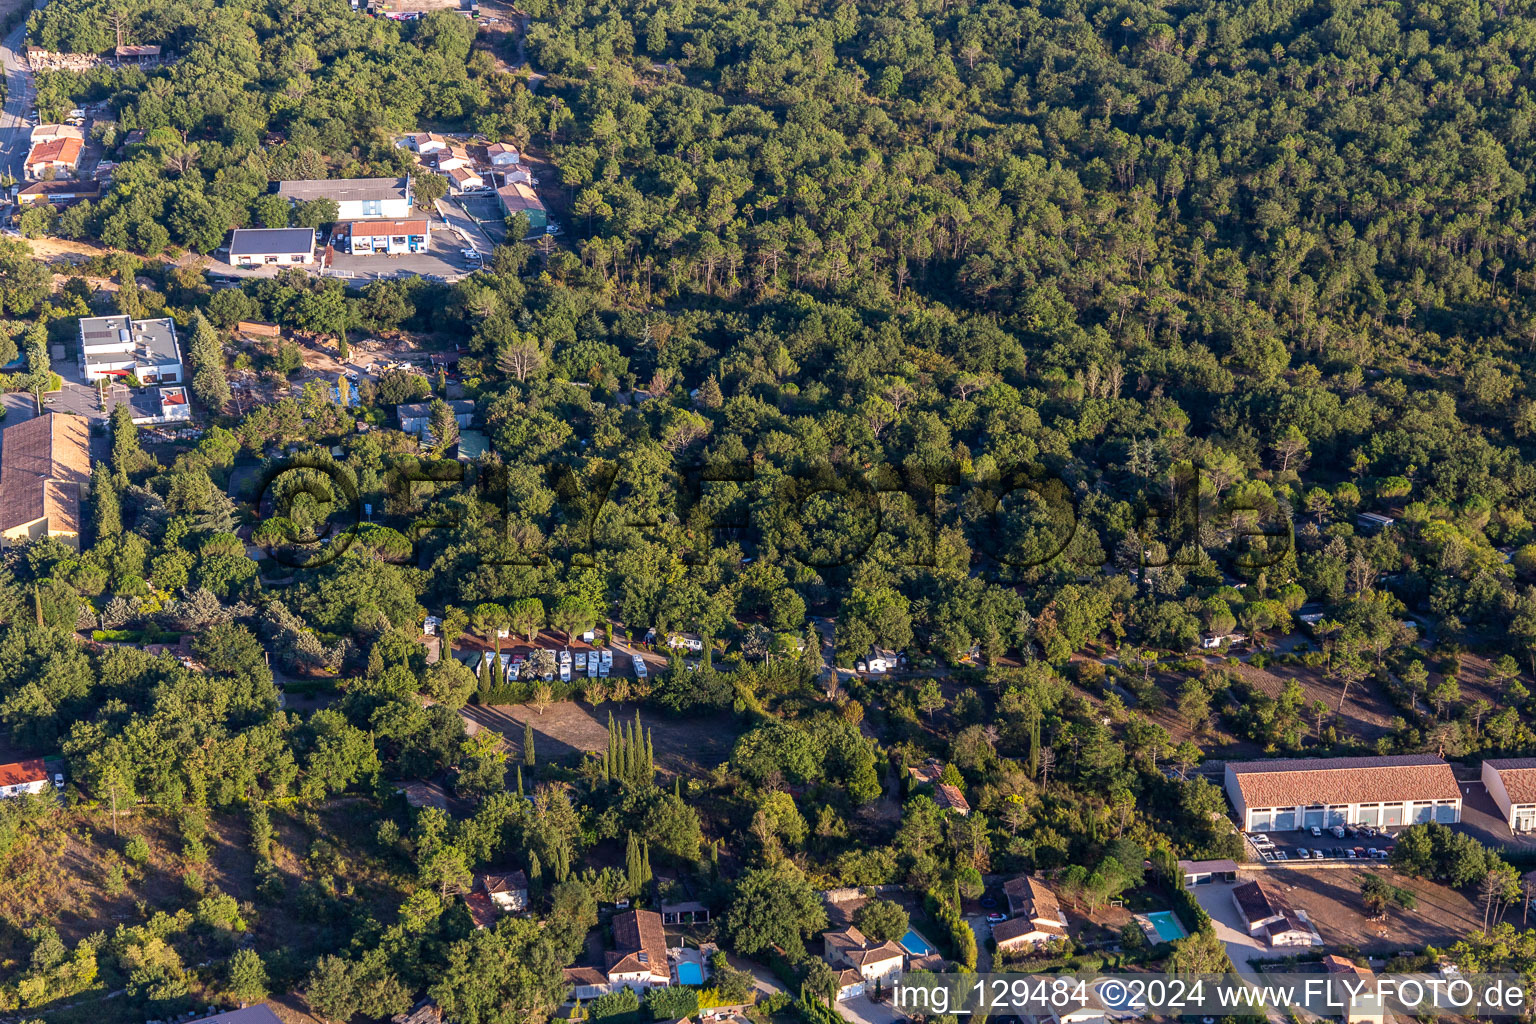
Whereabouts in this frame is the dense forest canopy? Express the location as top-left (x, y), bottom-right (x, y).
top-left (8, 0), bottom-right (1536, 1017)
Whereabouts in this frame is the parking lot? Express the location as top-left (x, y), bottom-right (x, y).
top-left (1247, 823), bottom-right (1397, 864)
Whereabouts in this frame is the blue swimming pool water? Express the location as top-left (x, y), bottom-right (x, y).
top-left (676, 962), bottom-right (705, 985)
top-left (1146, 910), bottom-right (1187, 942)
top-left (900, 929), bottom-right (936, 956)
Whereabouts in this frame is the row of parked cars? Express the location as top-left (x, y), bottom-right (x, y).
top-left (1248, 827), bottom-right (1393, 862)
top-left (480, 647), bottom-right (617, 683)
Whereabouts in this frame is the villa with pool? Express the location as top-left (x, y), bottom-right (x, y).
top-left (992, 875), bottom-right (1071, 954)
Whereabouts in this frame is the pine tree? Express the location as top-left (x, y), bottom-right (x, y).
top-left (697, 374), bottom-right (722, 408)
top-left (92, 461), bottom-right (121, 541)
top-left (523, 720), bottom-right (536, 767)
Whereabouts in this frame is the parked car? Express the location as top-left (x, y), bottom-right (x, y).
top-left (53, 773), bottom-right (64, 789)
top-left (546, 221), bottom-right (563, 236)
top-left (1367, 847), bottom-right (1384, 859)
top-left (986, 912), bottom-right (1007, 923)
top-left (1309, 825), bottom-right (1323, 837)
top-left (1346, 848), bottom-right (1358, 859)
top-left (1297, 847), bottom-right (1309, 858)
top-left (1312, 849), bottom-right (1325, 859)
top-left (1330, 825), bottom-right (1347, 838)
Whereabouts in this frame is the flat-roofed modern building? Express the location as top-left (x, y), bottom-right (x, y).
top-left (78, 315), bottom-right (183, 385)
top-left (1225, 754), bottom-right (1461, 832)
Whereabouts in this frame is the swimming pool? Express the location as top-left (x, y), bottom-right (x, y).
top-left (676, 961), bottom-right (705, 985)
top-left (900, 929), bottom-right (936, 956)
top-left (1145, 910), bottom-right (1188, 942)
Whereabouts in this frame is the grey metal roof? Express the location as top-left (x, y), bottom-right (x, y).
top-left (230, 227), bottom-right (315, 256)
top-left (276, 177), bottom-right (410, 203)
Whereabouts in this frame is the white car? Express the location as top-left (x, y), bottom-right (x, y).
top-left (462, 248), bottom-right (482, 260)
top-left (545, 221), bottom-right (563, 236)
top-left (52, 773), bottom-right (64, 789)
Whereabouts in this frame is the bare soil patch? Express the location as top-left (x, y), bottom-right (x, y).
top-left (1265, 865), bottom-right (1483, 952)
top-left (1228, 660), bottom-right (1400, 742)
top-left (462, 700), bottom-right (744, 777)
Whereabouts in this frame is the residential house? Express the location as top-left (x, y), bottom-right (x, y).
top-left (994, 876), bottom-right (1069, 953)
top-left (0, 760), bottom-right (49, 798)
top-left (497, 181), bottom-right (547, 232)
top-left (487, 142), bottom-right (521, 166)
top-left (1177, 859), bottom-right (1240, 886)
top-left (1356, 511), bottom-right (1395, 532)
top-left (228, 226), bottom-right (316, 267)
top-left (1483, 759), bottom-right (1536, 832)
top-left (342, 218), bottom-right (431, 255)
top-left (822, 925), bottom-right (904, 992)
top-left (127, 386), bottom-right (192, 425)
top-left (276, 177), bottom-right (412, 220)
top-left (464, 891), bottom-right (498, 929)
top-left (391, 1000), bottom-right (444, 1024)
top-left (1231, 880), bottom-right (1318, 947)
top-left (446, 166), bottom-right (484, 192)
top-left (189, 1008), bottom-right (284, 1024)
top-left (502, 163), bottom-right (534, 184)
top-left (398, 399), bottom-right (474, 439)
top-left (564, 966), bottom-right (611, 1000)
top-left (400, 132), bottom-right (449, 155)
top-left (115, 43), bottom-right (161, 64)
top-left (1324, 954), bottom-right (1386, 1024)
top-left (1224, 754), bottom-right (1461, 832)
top-left (79, 314), bottom-right (183, 384)
top-left (907, 760), bottom-right (943, 787)
top-left (29, 123), bottom-right (84, 146)
top-left (833, 968), bottom-right (866, 1001)
top-left (436, 146), bottom-right (473, 172)
top-left (24, 136), bottom-right (83, 179)
top-left (477, 870), bottom-right (529, 911)
top-left (660, 900), bottom-right (710, 925)
top-left (16, 180), bottom-right (99, 207)
top-left (605, 909), bottom-right (671, 991)
top-left (858, 646), bottom-right (902, 673)
top-left (934, 783), bottom-right (970, 816)
top-left (0, 414), bottom-right (91, 551)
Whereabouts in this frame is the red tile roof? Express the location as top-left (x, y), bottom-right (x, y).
top-left (1227, 754), bottom-right (1459, 809)
top-left (0, 759), bottom-right (47, 787)
top-left (27, 137), bottom-right (82, 167)
top-left (347, 218), bottom-right (430, 237)
top-left (1485, 759), bottom-right (1536, 804)
top-left (606, 909), bottom-right (668, 981)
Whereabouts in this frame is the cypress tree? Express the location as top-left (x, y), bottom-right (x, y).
top-left (516, 764), bottom-right (524, 796)
top-left (523, 721), bottom-right (536, 767)
top-left (640, 840), bottom-right (652, 885)
top-left (626, 832), bottom-right (642, 891)
top-left (645, 727), bottom-right (654, 781)
top-left (528, 849), bottom-right (541, 881)
top-left (91, 461), bottom-right (121, 541)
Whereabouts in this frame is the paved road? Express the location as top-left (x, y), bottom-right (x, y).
top-left (434, 197), bottom-right (496, 256)
top-left (0, 2), bottom-right (37, 184)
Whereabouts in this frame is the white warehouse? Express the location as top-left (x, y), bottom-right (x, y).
top-left (1225, 754), bottom-right (1462, 832)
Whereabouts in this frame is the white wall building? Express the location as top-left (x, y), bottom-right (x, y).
top-left (1225, 754), bottom-right (1461, 832)
top-left (79, 315), bottom-right (184, 385)
top-left (276, 177), bottom-right (412, 220)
